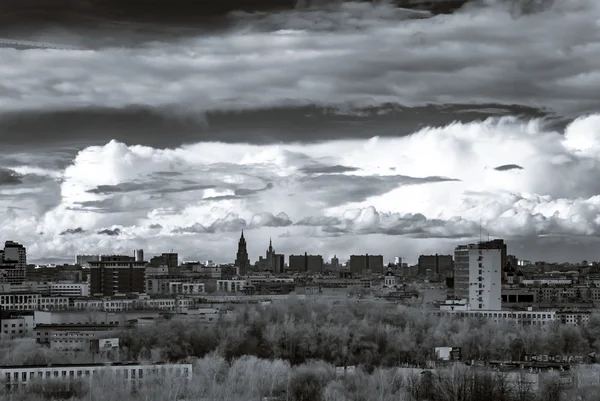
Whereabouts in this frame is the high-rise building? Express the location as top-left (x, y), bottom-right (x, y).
top-left (135, 249), bottom-right (144, 262)
top-left (418, 254), bottom-right (453, 277)
top-left (453, 240), bottom-right (504, 311)
top-left (331, 255), bottom-right (340, 270)
top-left (3, 241), bottom-right (26, 268)
top-left (234, 231), bottom-right (251, 276)
top-left (349, 254), bottom-right (384, 275)
top-left (89, 258), bottom-right (146, 296)
top-left (289, 253), bottom-right (323, 274)
top-left (258, 238), bottom-right (285, 274)
top-left (147, 253), bottom-right (178, 269)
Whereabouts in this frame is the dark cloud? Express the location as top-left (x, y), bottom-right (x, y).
top-left (494, 164), bottom-right (524, 171)
top-left (88, 182), bottom-right (151, 194)
top-left (148, 223), bottom-right (163, 229)
top-left (172, 211), bottom-right (292, 234)
top-left (0, 168), bottom-right (22, 185)
top-left (59, 227), bottom-right (85, 235)
top-left (234, 183), bottom-right (274, 197)
top-left (296, 174), bottom-right (458, 206)
top-left (299, 165), bottom-right (360, 174)
top-left (0, 104), bottom-right (554, 148)
top-left (97, 228), bottom-right (121, 236)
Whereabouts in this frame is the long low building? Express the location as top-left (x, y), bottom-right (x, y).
top-left (1, 362), bottom-right (193, 391)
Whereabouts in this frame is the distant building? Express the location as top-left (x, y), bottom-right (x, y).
top-left (289, 253), bottom-right (323, 274)
top-left (257, 239), bottom-right (285, 274)
top-left (3, 241), bottom-right (26, 268)
top-left (349, 254), bottom-right (384, 275)
top-left (418, 254), bottom-right (453, 277)
top-left (454, 239), bottom-right (504, 311)
top-left (0, 262), bottom-right (26, 284)
top-left (89, 258), bottom-right (146, 296)
top-left (148, 253), bottom-right (178, 269)
top-left (331, 255), bottom-right (340, 270)
top-left (134, 249), bottom-right (144, 262)
top-left (75, 255), bottom-right (99, 267)
top-left (234, 231), bottom-right (251, 276)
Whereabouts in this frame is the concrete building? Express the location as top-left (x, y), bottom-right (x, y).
top-left (35, 324), bottom-right (119, 348)
top-left (289, 253), bottom-right (324, 274)
top-left (454, 240), bottom-right (503, 311)
top-left (216, 279), bottom-right (247, 293)
top-left (1, 362), bottom-right (192, 392)
top-left (75, 255), bottom-right (99, 267)
top-left (0, 292), bottom-right (41, 311)
top-left (89, 259), bottom-right (146, 296)
top-left (257, 239), bottom-right (285, 274)
top-left (418, 254), bottom-right (453, 277)
top-left (135, 249), bottom-right (144, 262)
top-left (145, 276), bottom-right (205, 295)
top-left (0, 263), bottom-right (26, 284)
top-left (49, 283), bottom-right (89, 297)
top-left (3, 241), bottom-right (27, 268)
top-left (0, 310), bottom-right (34, 340)
top-left (349, 254), bottom-right (384, 275)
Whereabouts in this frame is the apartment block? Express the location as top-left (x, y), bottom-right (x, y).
top-left (89, 259), bottom-right (146, 296)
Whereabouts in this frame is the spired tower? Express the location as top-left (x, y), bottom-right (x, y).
top-left (234, 230), bottom-right (251, 276)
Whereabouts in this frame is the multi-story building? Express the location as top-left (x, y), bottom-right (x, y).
top-left (1, 362), bottom-right (193, 392)
top-left (49, 283), bottom-right (89, 297)
top-left (0, 310), bottom-right (34, 340)
top-left (0, 262), bottom-right (26, 284)
top-left (349, 254), bottom-right (384, 275)
top-left (289, 253), bottom-right (324, 274)
top-left (216, 279), bottom-right (247, 293)
top-left (257, 239), bottom-right (285, 274)
top-left (418, 254), bottom-right (453, 277)
top-left (75, 255), bottom-right (99, 267)
top-left (3, 241), bottom-right (27, 268)
top-left (234, 231), bottom-right (251, 276)
top-left (148, 253), bottom-right (178, 269)
top-left (0, 292), bottom-right (41, 311)
top-left (454, 240), bottom-right (504, 311)
top-left (89, 259), bottom-right (146, 296)
top-left (145, 276), bottom-right (205, 295)
top-left (35, 324), bottom-right (119, 348)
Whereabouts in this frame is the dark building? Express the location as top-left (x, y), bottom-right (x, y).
top-left (349, 254), bottom-right (384, 275)
top-left (0, 261), bottom-right (25, 284)
top-left (418, 254), bottom-right (453, 277)
top-left (89, 259), bottom-right (146, 296)
top-left (147, 253), bottom-right (178, 269)
top-left (289, 253), bottom-right (323, 274)
top-left (234, 231), bottom-right (251, 276)
top-left (258, 239), bottom-right (285, 274)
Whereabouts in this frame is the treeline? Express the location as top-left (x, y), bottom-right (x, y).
top-left (117, 299), bottom-right (600, 368)
top-left (8, 354), bottom-right (600, 401)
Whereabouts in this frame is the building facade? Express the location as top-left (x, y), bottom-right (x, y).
top-left (418, 254), bottom-right (453, 277)
top-left (3, 241), bottom-right (27, 268)
top-left (289, 253), bottom-right (324, 274)
top-left (89, 260), bottom-right (146, 296)
top-left (454, 240), bottom-right (503, 311)
top-left (349, 254), bottom-right (384, 275)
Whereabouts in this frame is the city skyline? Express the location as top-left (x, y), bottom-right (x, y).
top-left (2, 0), bottom-right (600, 263)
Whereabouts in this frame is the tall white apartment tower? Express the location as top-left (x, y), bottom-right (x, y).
top-left (454, 240), bottom-right (504, 311)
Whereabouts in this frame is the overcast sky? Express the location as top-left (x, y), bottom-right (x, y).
top-left (1, 0), bottom-right (599, 264)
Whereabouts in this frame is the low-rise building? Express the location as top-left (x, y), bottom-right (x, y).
top-left (34, 324), bottom-right (119, 350)
top-left (0, 310), bottom-right (34, 339)
top-left (1, 362), bottom-right (192, 391)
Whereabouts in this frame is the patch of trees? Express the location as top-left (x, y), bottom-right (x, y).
top-left (117, 299), bottom-right (600, 368)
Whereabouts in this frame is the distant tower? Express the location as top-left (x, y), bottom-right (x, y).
top-left (234, 230), bottom-right (251, 276)
top-left (266, 237), bottom-right (275, 270)
top-left (331, 255), bottom-right (340, 270)
top-left (134, 249), bottom-right (144, 262)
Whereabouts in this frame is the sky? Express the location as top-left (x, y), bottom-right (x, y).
top-left (1, 0), bottom-right (599, 264)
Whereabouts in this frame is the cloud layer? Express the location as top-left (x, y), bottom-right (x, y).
top-left (0, 0), bottom-right (599, 119)
top-left (2, 114), bottom-right (600, 262)
top-left (1, 1), bottom-right (599, 263)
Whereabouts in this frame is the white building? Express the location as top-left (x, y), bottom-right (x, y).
top-left (50, 283), bottom-right (89, 297)
top-left (454, 241), bottom-right (502, 311)
top-left (0, 292), bottom-right (41, 311)
top-left (216, 279), bottom-right (247, 293)
top-left (1, 362), bottom-right (192, 392)
top-left (435, 308), bottom-right (557, 326)
top-left (0, 312), bottom-right (34, 339)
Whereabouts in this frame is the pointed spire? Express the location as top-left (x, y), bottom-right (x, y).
top-left (241, 229), bottom-right (245, 240)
